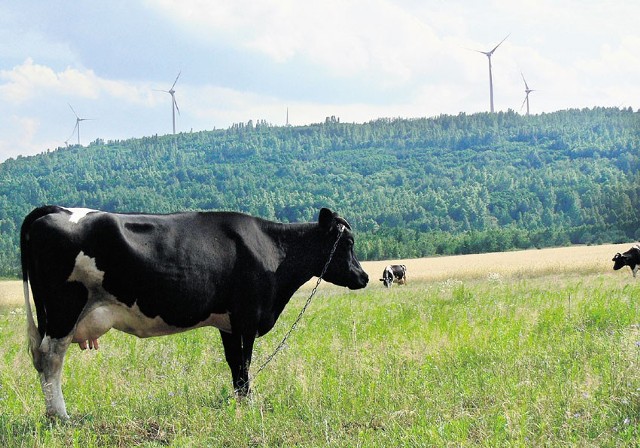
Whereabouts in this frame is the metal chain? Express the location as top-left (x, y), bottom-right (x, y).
top-left (253, 225), bottom-right (345, 376)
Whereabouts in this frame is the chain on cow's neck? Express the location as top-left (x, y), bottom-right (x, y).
top-left (253, 224), bottom-right (345, 377)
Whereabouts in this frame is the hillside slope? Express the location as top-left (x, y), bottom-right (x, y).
top-left (0, 107), bottom-right (637, 276)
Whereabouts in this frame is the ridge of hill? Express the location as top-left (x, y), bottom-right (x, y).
top-left (0, 107), bottom-right (638, 276)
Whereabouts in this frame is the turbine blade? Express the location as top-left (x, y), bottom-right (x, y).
top-left (489, 33), bottom-right (510, 54)
top-left (467, 46), bottom-right (488, 55)
top-left (467, 45), bottom-right (492, 57)
top-left (173, 97), bottom-right (180, 115)
top-left (68, 103), bottom-right (80, 119)
top-left (171, 71), bottom-right (181, 90)
top-left (67, 121), bottom-right (79, 143)
top-left (520, 96), bottom-right (527, 111)
top-left (521, 72), bottom-right (530, 90)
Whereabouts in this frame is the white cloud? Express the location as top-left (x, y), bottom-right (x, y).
top-left (149, 0), bottom-right (443, 83)
top-left (0, 115), bottom-right (55, 161)
top-left (0, 59), bottom-right (59, 103)
top-left (580, 36), bottom-right (640, 78)
top-left (0, 58), bottom-right (155, 106)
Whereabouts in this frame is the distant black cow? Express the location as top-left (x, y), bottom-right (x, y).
top-left (379, 264), bottom-right (407, 288)
top-left (612, 245), bottom-right (640, 277)
top-left (21, 206), bottom-right (368, 419)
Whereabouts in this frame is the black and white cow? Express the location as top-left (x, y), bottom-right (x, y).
top-left (379, 264), bottom-right (407, 288)
top-left (612, 245), bottom-right (640, 277)
top-left (21, 205), bottom-right (368, 419)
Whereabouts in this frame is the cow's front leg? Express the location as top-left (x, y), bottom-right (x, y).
top-left (220, 331), bottom-right (256, 397)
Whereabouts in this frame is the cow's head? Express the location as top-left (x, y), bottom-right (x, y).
top-left (379, 267), bottom-right (393, 288)
top-left (317, 208), bottom-right (368, 290)
top-left (612, 252), bottom-right (628, 270)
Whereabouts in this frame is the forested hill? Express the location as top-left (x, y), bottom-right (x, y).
top-left (0, 107), bottom-right (638, 277)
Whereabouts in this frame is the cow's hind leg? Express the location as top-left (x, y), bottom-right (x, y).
top-left (38, 334), bottom-right (72, 419)
top-left (220, 331), bottom-right (256, 397)
top-left (31, 280), bottom-right (87, 419)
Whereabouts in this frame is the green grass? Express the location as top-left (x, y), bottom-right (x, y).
top-left (1, 273), bottom-right (639, 446)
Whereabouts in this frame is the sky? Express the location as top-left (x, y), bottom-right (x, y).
top-left (1, 0), bottom-right (638, 162)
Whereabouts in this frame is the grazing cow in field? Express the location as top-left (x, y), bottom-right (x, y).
top-left (379, 264), bottom-right (407, 288)
top-left (612, 245), bottom-right (640, 277)
top-left (21, 205), bottom-right (368, 419)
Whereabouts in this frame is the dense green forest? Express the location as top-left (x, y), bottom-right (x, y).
top-left (0, 107), bottom-right (638, 277)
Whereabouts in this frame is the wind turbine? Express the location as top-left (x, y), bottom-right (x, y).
top-left (474, 34), bottom-right (510, 113)
top-left (68, 104), bottom-right (93, 146)
top-left (520, 72), bottom-right (535, 116)
top-left (155, 71), bottom-right (181, 134)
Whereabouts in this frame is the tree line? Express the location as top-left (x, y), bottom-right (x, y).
top-left (0, 106), bottom-right (637, 277)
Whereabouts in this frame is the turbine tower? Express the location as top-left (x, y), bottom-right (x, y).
top-left (68, 104), bottom-right (93, 146)
top-left (155, 71), bottom-right (181, 134)
top-left (520, 72), bottom-right (535, 116)
top-left (475, 34), bottom-right (509, 113)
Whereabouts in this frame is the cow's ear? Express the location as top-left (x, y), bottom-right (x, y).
top-left (318, 208), bottom-right (335, 231)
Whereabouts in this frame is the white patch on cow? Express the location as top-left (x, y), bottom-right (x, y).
top-left (68, 251), bottom-right (104, 287)
top-left (67, 251), bottom-right (233, 342)
top-left (63, 207), bottom-right (97, 224)
top-left (74, 302), bottom-right (232, 339)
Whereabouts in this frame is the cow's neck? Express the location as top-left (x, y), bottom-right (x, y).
top-left (268, 223), bottom-right (327, 321)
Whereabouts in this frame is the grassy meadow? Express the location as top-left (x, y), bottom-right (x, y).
top-left (1, 243), bottom-right (639, 446)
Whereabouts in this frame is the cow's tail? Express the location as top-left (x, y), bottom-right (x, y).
top-left (22, 279), bottom-right (41, 371)
top-left (21, 206), bottom-right (59, 371)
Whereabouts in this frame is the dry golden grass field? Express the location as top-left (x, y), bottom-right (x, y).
top-left (360, 242), bottom-right (633, 283)
top-left (1, 243), bottom-right (632, 306)
top-left (0, 280), bottom-right (22, 307)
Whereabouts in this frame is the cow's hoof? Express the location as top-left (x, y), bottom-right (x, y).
top-left (46, 410), bottom-right (70, 421)
top-left (234, 386), bottom-right (251, 398)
